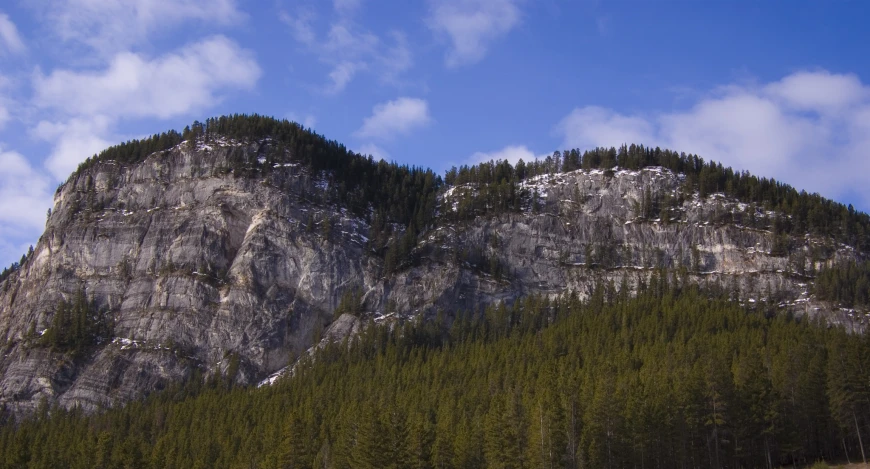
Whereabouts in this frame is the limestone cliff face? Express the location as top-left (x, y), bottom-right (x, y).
top-left (0, 138), bottom-right (863, 416)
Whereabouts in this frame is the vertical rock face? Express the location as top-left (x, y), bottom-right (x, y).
top-left (0, 139), bottom-right (863, 416)
top-left (0, 139), bottom-right (379, 415)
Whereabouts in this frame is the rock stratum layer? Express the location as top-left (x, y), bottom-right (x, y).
top-left (0, 137), bottom-right (864, 416)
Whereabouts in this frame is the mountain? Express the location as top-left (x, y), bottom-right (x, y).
top-left (0, 114), bottom-right (867, 419)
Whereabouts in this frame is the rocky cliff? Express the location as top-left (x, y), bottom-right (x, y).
top-left (0, 134), bottom-right (865, 417)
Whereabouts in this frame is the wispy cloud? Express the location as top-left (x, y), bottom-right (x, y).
top-left (357, 143), bottom-right (390, 161)
top-left (326, 61), bottom-right (359, 95)
top-left (0, 148), bottom-right (51, 236)
top-left (33, 35), bottom-right (260, 119)
top-left (355, 97), bottom-right (432, 139)
top-left (31, 0), bottom-right (243, 55)
top-left (0, 75), bottom-right (11, 130)
top-left (0, 141), bottom-right (55, 267)
top-left (555, 70), bottom-right (870, 209)
top-left (333, 0), bottom-right (362, 17)
top-left (32, 116), bottom-right (113, 180)
top-left (763, 70), bottom-right (868, 114)
top-left (427, 0), bottom-right (522, 67)
top-left (281, 3), bottom-right (412, 94)
top-left (0, 12), bottom-right (25, 55)
top-left (470, 144), bottom-right (540, 166)
top-left (287, 112), bottom-right (318, 130)
top-left (557, 106), bottom-right (656, 150)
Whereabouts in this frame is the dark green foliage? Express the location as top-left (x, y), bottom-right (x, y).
top-left (74, 130), bottom-right (183, 175)
top-left (815, 260), bottom-right (870, 308)
top-left (0, 264), bottom-right (18, 285)
top-left (333, 288), bottom-right (364, 319)
top-left (2, 283), bottom-right (870, 468)
top-left (443, 159), bottom-right (525, 221)
top-left (454, 245), bottom-right (506, 279)
top-left (382, 223), bottom-right (422, 275)
top-left (39, 289), bottom-right (113, 355)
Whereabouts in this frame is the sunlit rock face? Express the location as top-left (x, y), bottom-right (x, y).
top-left (0, 139), bottom-right (861, 417)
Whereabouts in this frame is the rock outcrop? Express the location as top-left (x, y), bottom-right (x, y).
top-left (0, 137), bottom-right (864, 416)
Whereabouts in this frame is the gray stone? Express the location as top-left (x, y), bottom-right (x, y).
top-left (0, 139), bottom-right (863, 417)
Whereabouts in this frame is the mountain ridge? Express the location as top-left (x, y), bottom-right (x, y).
top-left (0, 114), bottom-right (867, 417)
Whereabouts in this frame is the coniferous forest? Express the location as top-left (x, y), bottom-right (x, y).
top-left (815, 261), bottom-right (870, 309)
top-left (2, 280), bottom-right (870, 469)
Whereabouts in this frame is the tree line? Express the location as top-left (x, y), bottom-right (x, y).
top-left (815, 260), bottom-right (870, 309)
top-left (0, 246), bottom-right (32, 286)
top-left (1, 279), bottom-right (869, 468)
top-left (31, 289), bottom-right (114, 357)
top-left (54, 116), bottom-right (870, 273)
top-left (64, 114), bottom-right (440, 274)
top-left (443, 144), bottom-right (870, 253)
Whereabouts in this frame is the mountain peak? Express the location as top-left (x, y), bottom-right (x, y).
top-left (0, 114), bottom-right (867, 417)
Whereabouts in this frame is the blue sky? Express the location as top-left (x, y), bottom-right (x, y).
top-left (1, 0), bottom-right (870, 267)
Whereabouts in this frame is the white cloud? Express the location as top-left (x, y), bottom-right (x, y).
top-left (448, 144), bottom-right (550, 178)
top-left (0, 74), bottom-right (16, 130)
top-left (33, 0), bottom-right (242, 54)
top-left (282, 8), bottom-right (318, 46)
top-left (31, 36), bottom-right (260, 180)
top-left (357, 143), bottom-right (390, 161)
top-left (557, 106), bottom-right (656, 150)
top-left (470, 144), bottom-right (538, 166)
top-left (33, 116), bottom-right (114, 180)
top-left (0, 12), bottom-right (26, 54)
top-left (325, 22), bottom-right (379, 57)
top-left (427, 0), bottom-right (522, 67)
top-left (355, 97), bottom-right (432, 139)
top-left (281, 5), bottom-right (412, 93)
top-left (327, 62), bottom-right (360, 95)
top-left (1, 1), bottom-right (255, 266)
top-left (555, 70), bottom-right (870, 209)
top-left (287, 112), bottom-right (317, 130)
top-left (0, 148), bottom-right (53, 235)
top-left (764, 70), bottom-right (868, 114)
top-left (0, 94), bottom-right (8, 130)
top-left (659, 92), bottom-right (823, 179)
top-left (380, 32), bottom-right (413, 82)
top-left (34, 35), bottom-right (260, 119)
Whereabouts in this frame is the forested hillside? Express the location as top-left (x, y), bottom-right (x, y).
top-left (815, 261), bottom-right (870, 309)
top-left (2, 280), bottom-right (869, 469)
